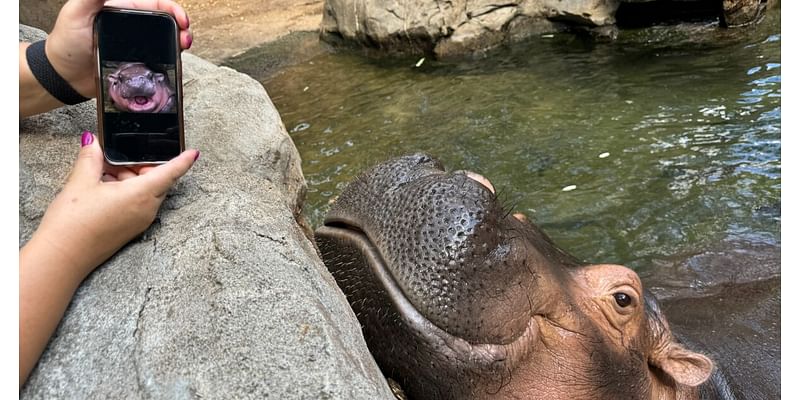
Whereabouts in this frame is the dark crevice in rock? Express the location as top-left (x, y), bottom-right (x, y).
top-left (133, 287), bottom-right (153, 397)
top-left (212, 231), bottom-right (235, 263)
top-left (468, 3), bottom-right (518, 19)
top-left (254, 230), bottom-right (289, 245)
top-left (133, 288), bottom-right (152, 339)
top-left (467, 3), bottom-right (518, 18)
top-left (615, 0), bottom-right (722, 28)
top-left (387, 7), bottom-right (404, 21)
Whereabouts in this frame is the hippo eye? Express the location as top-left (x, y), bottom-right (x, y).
top-left (613, 292), bottom-right (632, 308)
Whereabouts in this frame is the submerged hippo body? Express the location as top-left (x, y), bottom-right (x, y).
top-left (316, 153), bottom-right (715, 400)
top-left (106, 62), bottom-right (176, 113)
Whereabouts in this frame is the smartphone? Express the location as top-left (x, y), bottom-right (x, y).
top-left (93, 8), bottom-right (184, 165)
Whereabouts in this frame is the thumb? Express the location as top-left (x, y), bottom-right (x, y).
top-left (69, 131), bottom-right (105, 185)
top-left (138, 149), bottom-right (199, 197)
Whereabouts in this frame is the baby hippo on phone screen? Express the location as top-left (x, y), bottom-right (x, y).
top-left (106, 62), bottom-right (176, 113)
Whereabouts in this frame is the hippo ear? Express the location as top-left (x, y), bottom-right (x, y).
top-left (651, 342), bottom-right (714, 387)
top-left (153, 73), bottom-right (166, 83)
top-left (106, 73), bottom-right (118, 84)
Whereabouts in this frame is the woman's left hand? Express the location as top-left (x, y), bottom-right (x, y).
top-left (45, 0), bottom-right (193, 98)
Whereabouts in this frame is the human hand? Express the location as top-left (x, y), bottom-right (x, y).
top-left (45, 0), bottom-right (193, 99)
top-left (32, 131), bottom-right (199, 279)
top-left (19, 132), bottom-right (197, 385)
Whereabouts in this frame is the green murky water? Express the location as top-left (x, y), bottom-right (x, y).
top-left (255, 12), bottom-right (780, 270)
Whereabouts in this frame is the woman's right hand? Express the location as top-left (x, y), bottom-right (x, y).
top-left (20, 131), bottom-right (198, 385)
top-left (31, 132), bottom-right (199, 279)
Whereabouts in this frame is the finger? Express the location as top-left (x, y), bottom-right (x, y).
top-left (134, 165), bottom-right (156, 175)
top-left (104, 165), bottom-right (139, 181)
top-left (104, 0), bottom-right (190, 29)
top-left (103, 165), bottom-right (127, 176)
top-left (115, 168), bottom-right (139, 181)
top-left (69, 132), bottom-right (105, 185)
top-left (180, 30), bottom-right (193, 50)
top-left (137, 149), bottom-right (199, 197)
top-left (101, 173), bottom-right (119, 182)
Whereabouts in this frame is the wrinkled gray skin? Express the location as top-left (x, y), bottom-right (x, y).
top-left (106, 62), bottom-right (176, 113)
top-left (316, 153), bottom-right (717, 400)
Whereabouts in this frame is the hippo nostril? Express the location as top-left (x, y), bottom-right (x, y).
top-left (465, 171), bottom-right (495, 194)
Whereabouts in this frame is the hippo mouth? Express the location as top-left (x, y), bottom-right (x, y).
top-left (320, 219), bottom-right (541, 329)
top-left (315, 154), bottom-right (554, 384)
top-left (121, 95), bottom-right (156, 112)
top-left (317, 218), bottom-right (542, 377)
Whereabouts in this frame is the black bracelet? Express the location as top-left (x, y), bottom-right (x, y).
top-left (25, 40), bottom-right (90, 105)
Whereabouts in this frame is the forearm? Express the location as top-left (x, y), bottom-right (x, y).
top-left (19, 42), bottom-right (65, 118)
top-left (19, 233), bottom-right (92, 387)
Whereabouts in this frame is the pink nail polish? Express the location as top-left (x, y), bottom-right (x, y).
top-left (81, 131), bottom-right (93, 147)
top-left (187, 34), bottom-right (193, 49)
top-left (194, 150), bottom-right (200, 161)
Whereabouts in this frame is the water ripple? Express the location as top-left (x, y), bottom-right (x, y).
top-left (262, 11), bottom-right (781, 266)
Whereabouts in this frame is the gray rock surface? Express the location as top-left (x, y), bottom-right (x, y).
top-left (320, 0), bottom-right (621, 57)
top-left (320, 0), bottom-right (778, 56)
top-left (20, 24), bottom-right (394, 400)
top-left (722, 0), bottom-right (767, 27)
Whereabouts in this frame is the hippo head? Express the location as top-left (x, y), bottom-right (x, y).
top-left (315, 154), bottom-right (713, 400)
top-left (106, 62), bottom-right (175, 113)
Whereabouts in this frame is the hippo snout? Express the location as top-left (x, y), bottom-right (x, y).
top-left (120, 75), bottom-right (156, 97)
top-left (321, 153), bottom-right (549, 345)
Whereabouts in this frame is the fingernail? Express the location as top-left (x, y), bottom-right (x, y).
top-left (194, 150), bottom-right (200, 161)
top-left (187, 34), bottom-right (193, 49)
top-left (81, 131), bottom-right (93, 147)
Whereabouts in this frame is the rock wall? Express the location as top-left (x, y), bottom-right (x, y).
top-left (19, 24), bottom-right (394, 400)
top-left (320, 0), bottom-right (776, 56)
top-left (320, 0), bottom-right (612, 56)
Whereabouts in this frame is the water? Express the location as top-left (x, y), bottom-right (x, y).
top-left (255, 12), bottom-right (780, 270)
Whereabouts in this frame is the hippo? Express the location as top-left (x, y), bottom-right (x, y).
top-left (105, 62), bottom-right (176, 113)
top-left (315, 153), bottom-right (717, 400)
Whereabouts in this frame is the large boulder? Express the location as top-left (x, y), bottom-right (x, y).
top-left (320, 0), bottom-right (777, 56)
top-left (19, 24), bottom-right (394, 400)
top-left (320, 0), bottom-right (620, 57)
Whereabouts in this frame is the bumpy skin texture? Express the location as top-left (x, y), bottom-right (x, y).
top-left (316, 153), bottom-right (715, 400)
top-left (106, 62), bottom-right (175, 113)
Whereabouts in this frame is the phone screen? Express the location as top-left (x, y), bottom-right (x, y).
top-left (95, 10), bottom-right (183, 164)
